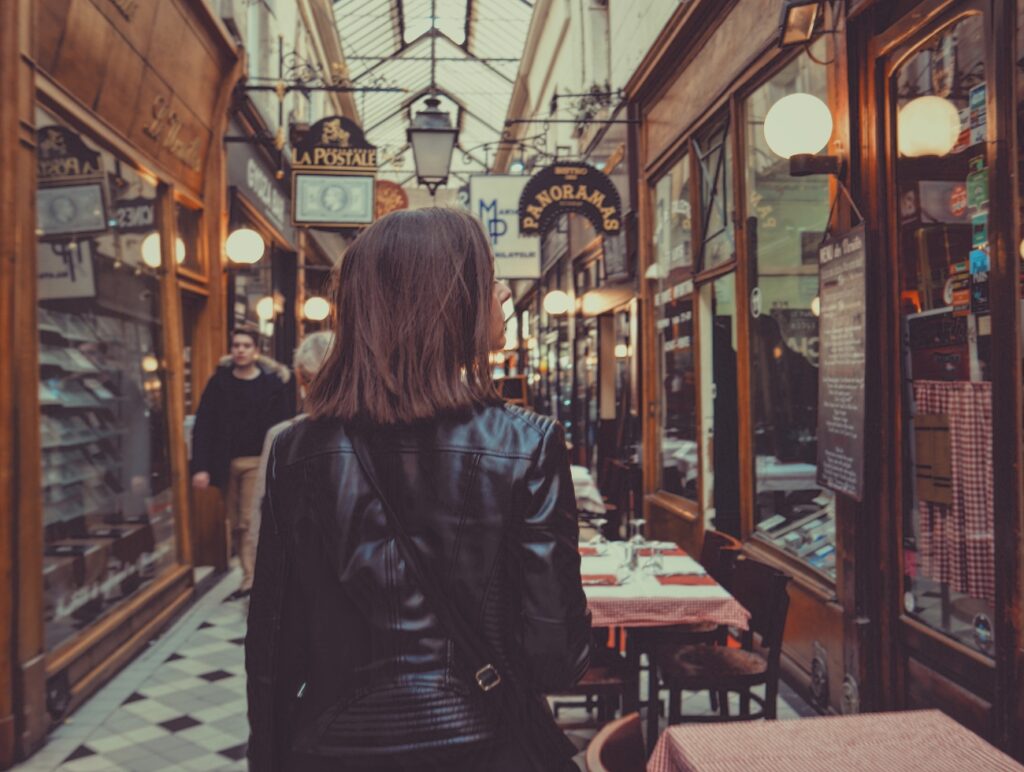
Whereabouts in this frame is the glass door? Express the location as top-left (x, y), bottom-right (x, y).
top-left (699, 272), bottom-right (741, 537)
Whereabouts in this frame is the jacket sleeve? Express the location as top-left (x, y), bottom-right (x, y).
top-left (516, 420), bottom-right (591, 692)
top-left (189, 379), bottom-right (216, 476)
top-left (245, 443), bottom-right (296, 771)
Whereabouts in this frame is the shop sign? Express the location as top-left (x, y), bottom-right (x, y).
top-left (292, 116), bottom-right (376, 227)
top-left (518, 163), bottom-right (622, 237)
top-left (227, 132), bottom-right (293, 243)
top-left (143, 96), bottom-right (202, 172)
top-left (470, 174), bottom-right (540, 279)
top-left (816, 225), bottom-right (867, 501)
top-left (36, 126), bottom-right (108, 240)
top-left (114, 197), bottom-right (156, 234)
top-left (375, 180), bottom-right (409, 220)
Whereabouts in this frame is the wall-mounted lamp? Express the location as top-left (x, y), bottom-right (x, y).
top-left (778, 0), bottom-right (829, 48)
top-left (897, 96), bottom-right (960, 158)
top-left (256, 296), bottom-right (275, 321)
top-left (303, 295), bottom-right (330, 321)
top-left (614, 343), bottom-right (630, 359)
top-left (764, 92), bottom-right (841, 177)
top-left (140, 233), bottom-right (186, 268)
top-left (543, 289), bottom-right (571, 316)
top-left (225, 227), bottom-right (266, 265)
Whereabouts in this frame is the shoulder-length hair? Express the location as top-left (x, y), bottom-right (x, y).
top-left (306, 207), bottom-right (500, 424)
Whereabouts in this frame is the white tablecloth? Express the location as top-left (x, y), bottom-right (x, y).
top-left (581, 543), bottom-right (749, 630)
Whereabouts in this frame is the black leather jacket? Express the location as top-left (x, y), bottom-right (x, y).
top-left (245, 405), bottom-right (591, 770)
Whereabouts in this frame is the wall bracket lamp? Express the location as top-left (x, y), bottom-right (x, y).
top-left (778, 0), bottom-right (839, 48)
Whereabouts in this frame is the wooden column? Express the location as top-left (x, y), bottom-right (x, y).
top-left (1, 0), bottom-right (47, 765)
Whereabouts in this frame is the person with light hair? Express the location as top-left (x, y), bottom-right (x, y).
top-left (234, 330), bottom-right (334, 599)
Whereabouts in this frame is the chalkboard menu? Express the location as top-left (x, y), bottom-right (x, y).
top-left (816, 225), bottom-right (867, 501)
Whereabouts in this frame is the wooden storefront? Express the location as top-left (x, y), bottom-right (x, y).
top-left (0, 1), bottom-right (238, 765)
top-left (629, 0), bottom-right (1024, 757)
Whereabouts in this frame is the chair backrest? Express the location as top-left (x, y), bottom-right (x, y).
top-left (586, 712), bottom-right (646, 772)
top-left (729, 556), bottom-right (790, 660)
top-left (698, 529), bottom-right (743, 587)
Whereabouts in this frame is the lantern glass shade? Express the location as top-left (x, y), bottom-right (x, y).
top-left (303, 296), bottom-right (331, 321)
top-left (256, 296), bottom-right (275, 321)
top-left (543, 289), bottom-right (571, 316)
top-left (897, 96), bottom-right (961, 158)
top-left (407, 97), bottom-right (459, 190)
top-left (764, 93), bottom-right (834, 159)
top-left (779, 0), bottom-right (822, 47)
top-left (226, 227), bottom-right (266, 264)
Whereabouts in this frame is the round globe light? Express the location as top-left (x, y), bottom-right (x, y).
top-left (303, 296), bottom-right (331, 321)
top-left (898, 96), bottom-right (961, 158)
top-left (614, 343), bottom-right (630, 359)
top-left (256, 296), bottom-right (275, 321)
top-left (811, 295), bottom-right (821, 317)
top-left (226, 227), bottom-right (266, 265)
top-left (543, 289), bottom-right (571, 316)
top-left (763, 93), bottom-right (834, 159)
top-left (141, 354), bottom-right (160, 373)
top-left (140, 233), bottom-right (186, 267)
top-left (141, 232), bottom-right (162, 268)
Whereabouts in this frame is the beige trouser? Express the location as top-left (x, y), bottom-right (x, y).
top-left (225, 456), bottom-right (261, 589)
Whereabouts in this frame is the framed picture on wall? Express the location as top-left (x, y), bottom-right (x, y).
top-left (293, 172), bottom-right (375, 227)
top-left (37, 182), bottom-right (108, 238)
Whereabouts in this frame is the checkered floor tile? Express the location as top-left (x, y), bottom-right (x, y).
top-left (15, 569), bottom-right (250, 772)
top-left (15, 567), bottom-right (812, 771)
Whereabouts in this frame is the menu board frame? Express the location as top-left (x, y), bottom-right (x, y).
top-left (816, 225), bottom-right (868, 501)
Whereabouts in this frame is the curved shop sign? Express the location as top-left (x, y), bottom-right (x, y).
top-left (518, 163), bottom-right (622, 236)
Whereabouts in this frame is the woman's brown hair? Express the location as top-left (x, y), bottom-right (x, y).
top-left (306, 207), bottom-right (499, 424)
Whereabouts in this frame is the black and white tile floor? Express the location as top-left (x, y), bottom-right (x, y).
top-left (17, 568), bottom-right (813, 771)
top-left (18, 570), bottom-right (251, 772)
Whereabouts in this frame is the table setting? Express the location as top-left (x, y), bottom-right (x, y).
top-left (578, 520), bottom-right (750, 631)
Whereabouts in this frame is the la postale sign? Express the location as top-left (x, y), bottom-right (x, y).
top-left (519, 163), bottom-right (622, 236)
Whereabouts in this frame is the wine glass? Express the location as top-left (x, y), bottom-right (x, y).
top-left (642, 548), bottom-right (664, 575)
top-left (587, 517), bottom-right (609, 555)
top-left (628, 518), bottom-right (647, 547)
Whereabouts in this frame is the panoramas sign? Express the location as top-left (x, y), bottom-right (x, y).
top-left (292, 116), bottom-right (376, 228)
top-left (816, 225), bottom-right (868, 501)
top-left (519, 163), bottom-right (622, 237)
top-left (470, 175), bottom-right (541, 279)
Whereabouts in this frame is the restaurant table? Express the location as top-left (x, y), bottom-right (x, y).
top-left (647, 709), bottom-right (1024, 772)
top-left (576, 541), bottom-right (750, 715)
top-left (581, 542), bottom-right (750, 630)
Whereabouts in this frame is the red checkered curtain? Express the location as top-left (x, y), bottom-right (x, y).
top-left (912, 380), bottom-right (994, 604)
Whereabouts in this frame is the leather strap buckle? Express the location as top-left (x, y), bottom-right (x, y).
top-left (475, 664), bottom-right (502, 692)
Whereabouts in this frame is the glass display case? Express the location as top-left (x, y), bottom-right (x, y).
top-left (36, 111), bottom-right (178, 650)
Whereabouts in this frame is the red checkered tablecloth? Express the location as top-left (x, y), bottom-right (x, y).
top-left (581, 545), bottom-right (749, 630)
top-left (648, 710), bottom-right (1022, 772)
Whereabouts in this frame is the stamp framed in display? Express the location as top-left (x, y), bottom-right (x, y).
top-left (37, 182), bottom-right (108, 238)
top-left (293, 172), bottom-right (375, 227)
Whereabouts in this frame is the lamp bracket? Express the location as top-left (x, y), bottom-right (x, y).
top-left (789, 153), bottom-right (844, 177)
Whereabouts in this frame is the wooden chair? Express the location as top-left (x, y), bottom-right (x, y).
top-left (550, 634), bottom-right (639, 728)
top-left (635, 529), bottom-right (743, 748)
top-left (585, 712), bottom-right (646, 772)
top-left (653, 556), bottom-right (791, 724)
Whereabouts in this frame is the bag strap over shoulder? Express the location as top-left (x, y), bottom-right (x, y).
top-left (349, 431), bottom-right (503, 695)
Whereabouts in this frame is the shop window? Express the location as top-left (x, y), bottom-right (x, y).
top-left (36, 111), bottom-right (178, 651)
top-left (744, 49), bottom-right (836, 578)
top-left (653, 154), bottom-right (698, 500)
top-left (175, 202), bottom-right (203, 274)
top-left (893, 14), bottom-right (994, 655)
top-left (696, 120), bottom-right (735, 270)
